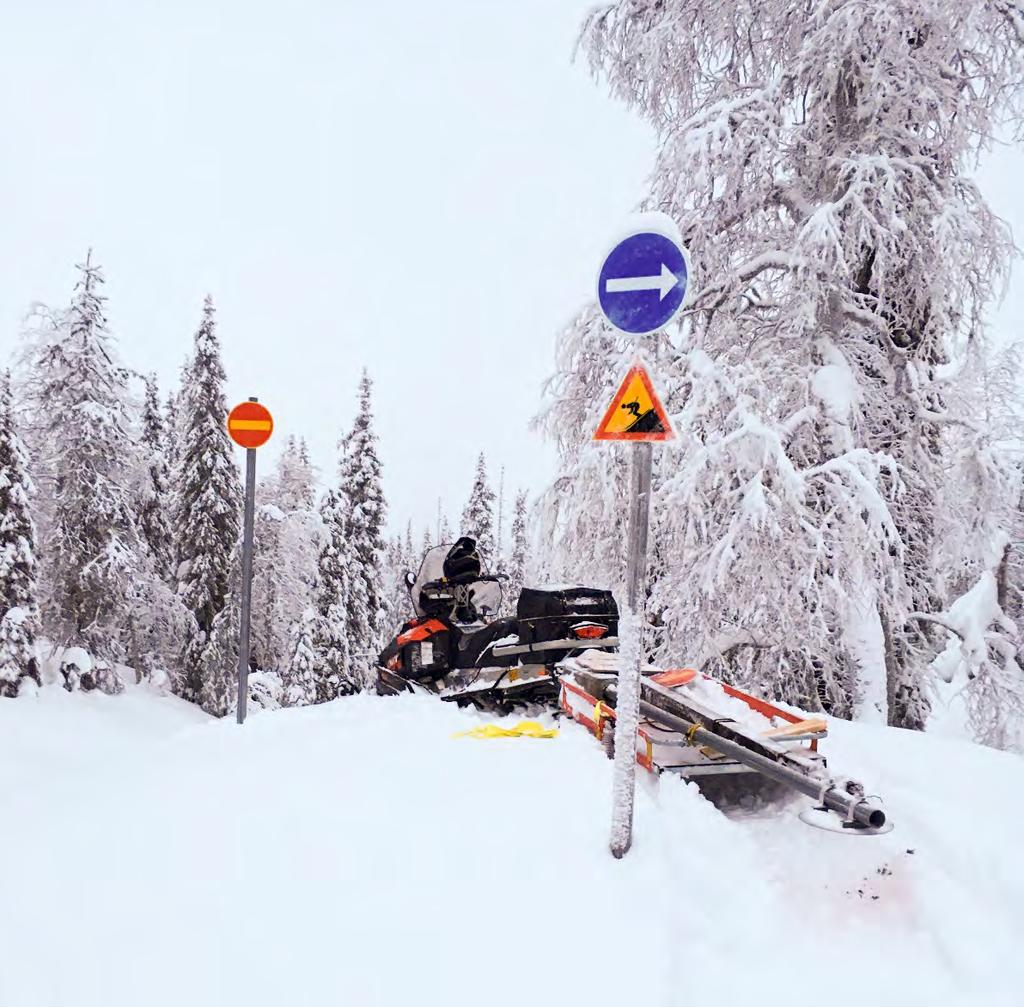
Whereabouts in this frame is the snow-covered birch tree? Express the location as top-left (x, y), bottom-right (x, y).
top-left (924, 348), bottom-right (1024, 750)
top-left (539, 0), bottom-right (1024, 734)
top-left (251, 436), bottom-right (320, 673)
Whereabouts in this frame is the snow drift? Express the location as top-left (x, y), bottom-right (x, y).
top-left (2, 686), bottom-right (1023, 1007)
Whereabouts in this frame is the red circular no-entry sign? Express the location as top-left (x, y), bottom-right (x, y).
top-left (227, 400), bottom-right (274, 449)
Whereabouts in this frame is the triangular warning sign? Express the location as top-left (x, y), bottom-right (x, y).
top-left (593, 364), bottom-right (674, 442)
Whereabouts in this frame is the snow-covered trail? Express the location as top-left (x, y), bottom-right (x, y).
top-left (2, 687), bottom-right (1022, 1007)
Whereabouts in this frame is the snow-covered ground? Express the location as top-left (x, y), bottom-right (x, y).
top-left (2, 686), bottom-right (1023, 1007)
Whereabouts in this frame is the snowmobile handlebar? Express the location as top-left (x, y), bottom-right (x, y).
top-left (416, 575), bottom-right (505, 624)
top-left (415, 573), bottom-right (505, 591)
top-left (420, 574), bottom-right (503, 592)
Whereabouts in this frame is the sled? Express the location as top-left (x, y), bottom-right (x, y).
top-left (559, 650), bottom-right (889, 832)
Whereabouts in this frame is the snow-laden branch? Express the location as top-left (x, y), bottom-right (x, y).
top-left (690, 251), bottom-right (804, 311)
top-left (906, 611), bottom-right (967, 643)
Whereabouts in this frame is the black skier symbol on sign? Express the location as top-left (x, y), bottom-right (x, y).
top-left (621, 398), bottom-right (664, 434)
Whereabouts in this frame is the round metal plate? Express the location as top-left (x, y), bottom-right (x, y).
top-left (798, 805), bottom-right (894, 836)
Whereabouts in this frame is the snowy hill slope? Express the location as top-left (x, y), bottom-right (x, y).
top-left (2, 687), bottom-right (1023, 1007)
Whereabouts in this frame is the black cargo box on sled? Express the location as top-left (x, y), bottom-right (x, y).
top-left (516, 587), bottom-right (619, 649)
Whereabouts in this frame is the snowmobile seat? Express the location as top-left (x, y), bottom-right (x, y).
top-left (453, 618), bottom-right (521, 670)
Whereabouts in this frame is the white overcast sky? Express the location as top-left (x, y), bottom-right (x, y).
top-left (1, 1), bottom-right (1022, 541)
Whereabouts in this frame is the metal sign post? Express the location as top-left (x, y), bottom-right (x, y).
top-left (237, 440), bottom-right (257, 724)
top-left (227, 397), bottom-right (275, 725)
top-left (593, 220), bottom-right (691, 858)
top-left (609, 440), bottom-right (653, 858)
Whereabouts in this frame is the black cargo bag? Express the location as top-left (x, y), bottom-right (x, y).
top-left (443, 537), bottom-right (482, 582)
top-left (516, 587), bottom-right (619, 648)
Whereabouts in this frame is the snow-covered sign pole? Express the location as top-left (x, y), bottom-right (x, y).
top-left (227, 398), bottom-right (275, 724)
top-left (594, 216), bottom-right (691, 858)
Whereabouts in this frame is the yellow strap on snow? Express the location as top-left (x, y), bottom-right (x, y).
top-left (452, 720), bottom-right (559, 740)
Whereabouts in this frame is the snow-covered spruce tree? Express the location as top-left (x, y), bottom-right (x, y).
top-left (504, 490), bottom-right (529, 615)
top-left (198, 540), bottom-right (241, 718)
top-left (138, 373), bottom-right (175, 583)
top-left (0, 371), bottom-right (40, 697)
top-left (381, 532), bottom-right (410, 630)
top-left (280, 606), bottom-right (318, 707)
top-left (460, 453), bottom-right (496, 567)
top-left (399, 521), bottom-right (418, 616)
top-left (22, 252), bottom-right (141, 684)
top-left (540, 1), bottom-right (1024, 729)
top-left (175, 296), bottom-right (241, 708)
top-left (119, 375), bottom-right (191, 689)
top-left (495, 465), bottom-right (507, 575)
top-left (164, 377), bottom-right (184, 479)
top-left (403, 521), bottom-right (415, 566)
top-left (438, 511), bottom-right (453, 545)
top-left (312, 487), bottom-right (351, 702)
top-left (337, 370), bottom-right (388, 691)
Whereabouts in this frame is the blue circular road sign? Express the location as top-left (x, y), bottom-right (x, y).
top-left (597, 231), bottom-right (691, 335)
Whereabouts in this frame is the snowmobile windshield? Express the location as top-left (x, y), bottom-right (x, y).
top-left (411, 545), bottom-right (451, 616)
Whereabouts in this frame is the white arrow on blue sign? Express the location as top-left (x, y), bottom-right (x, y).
top-left (597, 230), bottom-right (691, 336)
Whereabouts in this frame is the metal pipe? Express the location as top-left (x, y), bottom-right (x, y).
top-left (602, 683), bottom-right (886, 830)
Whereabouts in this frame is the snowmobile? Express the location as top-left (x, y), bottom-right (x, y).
top-left (376, 537), bottom-right (620, 712)
top-left (378, 538), bottom-right (890, 832)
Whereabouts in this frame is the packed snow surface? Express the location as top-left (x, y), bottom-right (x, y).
top-left (2, 685), bottom-right (1023, 1006)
